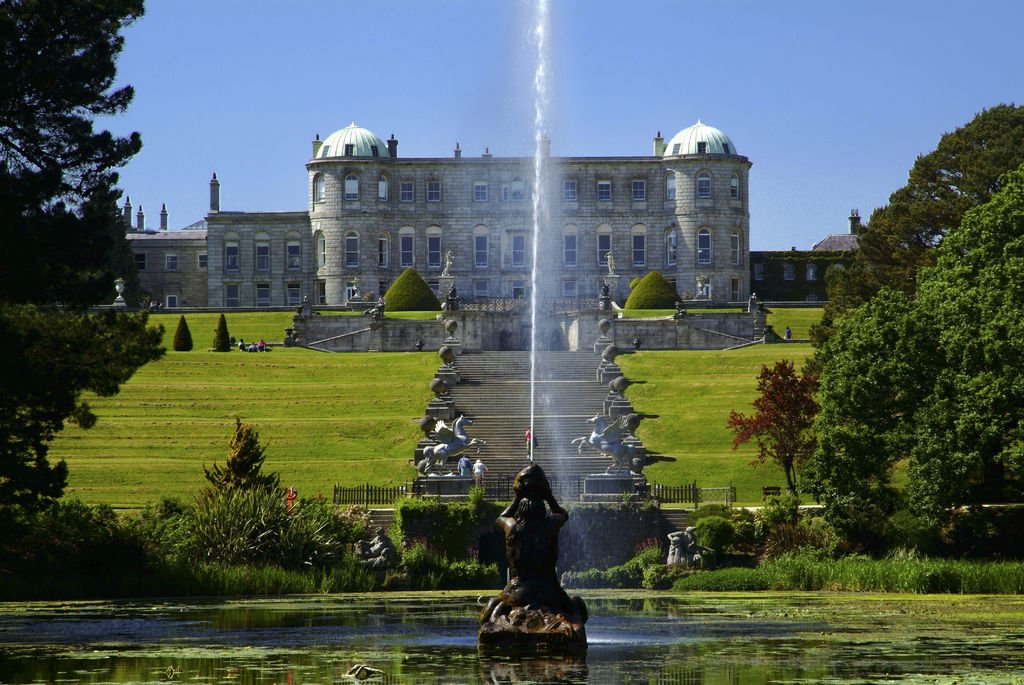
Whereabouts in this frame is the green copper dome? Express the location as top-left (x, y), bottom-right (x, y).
top-left (663, 120), bottom-right (736, 157)
top-left (317, 122), bottom-right (389, 159)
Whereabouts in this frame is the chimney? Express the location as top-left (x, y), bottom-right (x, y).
top-left (387, 134), bottom-right (398, 158)
top-left (454, 141), bottom-right (461, 159)
top-left (312, 133), bottom-right (323, 158)
top-left (481, 147), bottom-right (493, 159)
top-left (540, 134), bottom-right (550, 157)
top-left (653, 130), bottom-right (666, 156)
top-left (136, 205), bottom-right (145, 231)
top-left (160, 203), bottom-right (168, 231)
top-left (849, 208), bottom-right (861, 234)
top-left (210, 172), bottom-right (220, 213)
top-left (123, 196), bottom-right (132, 228)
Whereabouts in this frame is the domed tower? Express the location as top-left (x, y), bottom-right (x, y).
top-left (661, 121), bottom-right (751, 303)
top-left (307, 122), bottom-right (393, 305)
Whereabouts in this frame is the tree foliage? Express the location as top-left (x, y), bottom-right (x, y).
top-left (212, 313), bottom-right (231, 352)
top-left (819, 104), bottom-right (1024, 340)
top-left (384, 268), bottom-right (441, 312)
top-left (0, 0), bottom-right (145, 306)
top-left (0, 0), bottom-right (162, 518)
top-left (172, 315), bottom-right (193, 351)
top-left (624, 271), bottom-right (678, 310)
top-left (809, 166), bottom-right (1024, 540)
top-left (728, 360), bottom-right (819, 494)
top-left (203, 418), bottom-right (281, 493)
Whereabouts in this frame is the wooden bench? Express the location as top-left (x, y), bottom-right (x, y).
top-left (762, 486), bottom-right (782, 498)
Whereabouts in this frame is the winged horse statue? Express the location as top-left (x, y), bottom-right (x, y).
top-left (571, 413), bottom-right (644, 474)
top-left (417, 415), bottom-right (486, 475)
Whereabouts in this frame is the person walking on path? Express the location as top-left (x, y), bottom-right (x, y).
top-left (473, 459), bottom-right (488, 487)
top-left (458, 455), bottom-right (472, 477)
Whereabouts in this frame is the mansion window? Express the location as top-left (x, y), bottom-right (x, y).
top-left (165, 294), bottom-right (178, 309)
top-left (256, 283), bottom-right (271, 307)
top-left (316, 233), bottom-right (326, 268)
top-left (666, 230), bottom-right (677, 266)
top-left (597, 180), bottom-right (612, 202)
top-left (632, 180), bottom-right (646, 201)
top-left (563, 234), bottom-right (577, 267)
top-left (378, 235), bottom-right (389, 267)
top-left (512, 234), bottom-right (526, 267)
top-left (730, 174), bottom-right (740, 199)
top-left (731, 231), bottom-right (741, 265)
top-left (697, 229), bottom-right (712, 265)
top-left (427, 234), bottom-right (442, 268)
top-left (697, 141), bottom-right (707, 154)
top-left (287, 241), bottom-right (301, 270)
top-left (317, 281), bottom-right (327, 305)
top-left (632, 233), bottom-right (646, 266)
top-left (286, 282), bottom-right (301, 305)
top-left (225, 284), bottom-right (240, 308)
top-left (563, 279), bottom-right (577, 297)
top-left (474, 279), bottom-right (489, 297)
top-left (784, 263), bottom-right (796, 281)
top-left (563, 180), bottom-right (577, 202)
top-left (225, 243), bottom-right (240, 271)
top-left (198, 253), bottom-right (207, 270)
top-left (165, 254), bottom-right (178, 272)
top-left (378, 176), bottom-right (389, 201)
top-left (256, 242), bottom-right (270, 271)
top-left (754, 263), bottom-right (766, 281)
top-left (475, 235), bottom-right (488, 268)
top-left (400, 233), bottom-right (414, 267)
top-left (427, 181), bottom-right (441, 203)
top-left (135, 253), bottom-right (148, 273)
top-left (510, 176), bottom-right (525, 202)
top-left (400, 182), bottom-right (414, 202)
top-left (473, 182), bottom-right (488, 202)
top-left (807, 263), bottom-right (818, 281)
top-left (697, 172), bottom-right (712, 199)
top-left (345, 233), bottom-right (359, 268)
top-left (345, 174), bottom-right (359, 201)
top-left (598, 232), bottom-right (611, 266)
top-left (314, 174), bottom-right (326, 202)
top-left (731, 278), bottom-right (740, 302)
top-left (665, 173), bottom-right (676, 201)
top-left (343, 144), bottom-right (354, 157)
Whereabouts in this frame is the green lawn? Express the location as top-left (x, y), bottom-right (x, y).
top-left (53, 308), bottom-right (824, 509)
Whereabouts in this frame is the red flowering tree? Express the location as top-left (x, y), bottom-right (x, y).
top-left (728, 360), bottom-right (819, 495)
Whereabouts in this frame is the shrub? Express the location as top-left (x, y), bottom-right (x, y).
top-left (212, 313), bottom-right (231, 352)
top-left (561, 544), bottom-right (664, 589)
top-left (203, 418), bottom-right (280, 493)
top-left (172, 315), bottom-right (193, 351)
top-left (624, 271), bottom-right (678, 309)
top-left (694, 515), bottom-right (734, 552)
top-left (629, 276), bottom-right (641, 290)
top-left (401, 540), bottom-right (498, 590)
top-left (671, 567), bottom-right (769, 591)
top-left (642, 563), bottom-right (692, 590)
top-left (758, 493), bottom-right (801, 528)
top-left (384, 268), bottom-right (442, 312)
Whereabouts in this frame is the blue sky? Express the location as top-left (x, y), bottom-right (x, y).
top-left (104, 0), bottom-right (1024, 250)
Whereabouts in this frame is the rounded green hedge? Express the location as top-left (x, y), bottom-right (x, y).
top-left (624, 271), bottom-right (678, 309)
top-left (384, 268), bottom-right (442, 312)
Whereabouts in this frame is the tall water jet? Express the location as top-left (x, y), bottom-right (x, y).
top-left (528, 0), bottom-right (550, 463)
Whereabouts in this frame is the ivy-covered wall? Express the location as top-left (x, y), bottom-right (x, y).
top-left (749, 250), bottom-right (852, 302)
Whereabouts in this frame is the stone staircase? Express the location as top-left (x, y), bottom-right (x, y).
top-left (441, 351), bottom-right (619, 483)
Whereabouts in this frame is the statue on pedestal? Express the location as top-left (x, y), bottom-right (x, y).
top-left (479, 464), bottom-right (588, 651)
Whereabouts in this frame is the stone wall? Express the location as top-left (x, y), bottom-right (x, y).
top-left (558, 502), bottom-right (665, 571)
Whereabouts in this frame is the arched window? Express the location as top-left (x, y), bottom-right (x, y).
top-left (563, 225), bottom-right (578, 267)
top-left (345, 232), bottom-right (359, 267)
top-left (730, 174), bottom-right (740, 200)
top-left (665, 228), bottom-right (677, 266)
top-left (378, 175), bottom-right (389, 201)
top-left (731, 230), bottom-right (741, 265)
top-left (314, 174), bottom-right (326, 202)
top-left (399, 227), bottom-right (415, 267)
top-left (315, 232), bottom-right (326, 268)
top-left (378, 233), bottom-right (390, 267)
top-left (665, 173), bottom-right (676, 201)
top-left (697, 228), bottom-right (712, 265)
top-left (697, 172), bottom-right (712, 199)
top-left (631, 224), bottom-right (647, 267)
top-left (344, 174), bottom-right (359, 201)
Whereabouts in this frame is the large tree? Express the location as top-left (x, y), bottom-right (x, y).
top-left (808, 165), bottom-right (1024, 539)
top-left (0, 0), bottom-right (162, 517)
top-left (817, 104), bottom-right (1024, 342)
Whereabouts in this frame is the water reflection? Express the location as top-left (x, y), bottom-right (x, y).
top-left (1, 592), bottom-right (1023, 684)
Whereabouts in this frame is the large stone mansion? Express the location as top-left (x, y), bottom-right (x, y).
top-left (128, 119), bottom-right (753, 309)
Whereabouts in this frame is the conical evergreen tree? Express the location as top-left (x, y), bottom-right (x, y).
top-left (212, 313), bottom-right (231, 352)
top-left (172, 315), bottom-right (193, 351)
top-left (384, 268), bottom-right (442, 311)
top-left (203, 418), bottom-right (280, 492)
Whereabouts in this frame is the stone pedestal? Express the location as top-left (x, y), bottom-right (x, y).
top-left (582, 473), bottom-right (647, 501)
top-left (425, 397), bottom-right (456, 420)
top-left (597, 361), bottom-right (623, 384)
top-left (436, 366), bottom-right (460, 386)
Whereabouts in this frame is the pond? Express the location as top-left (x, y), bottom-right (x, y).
top-left (1, 592), bottom-right (1023, 684)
